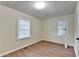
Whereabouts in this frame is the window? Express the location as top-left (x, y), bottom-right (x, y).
top-left (57, 21), bottom-right (67, 36)
top-left (18, 19), bottom-right (31, 39)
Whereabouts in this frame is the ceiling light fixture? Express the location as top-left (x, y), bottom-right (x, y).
top-left (34, 1), bottom-right (46, 10)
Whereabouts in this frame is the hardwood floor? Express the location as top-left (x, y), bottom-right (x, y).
top-left (4, 41), bottom-right (75, 57)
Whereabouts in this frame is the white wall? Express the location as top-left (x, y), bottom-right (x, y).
top-left (42, 15), bottom-right (75, 46)
top-left (0, 5), bottom-right (42, 55)
top-left (74, 2), bottom-right (79, 57)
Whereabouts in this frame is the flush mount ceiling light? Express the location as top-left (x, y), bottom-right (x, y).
top-left (34, 2), bottom-right (46, 10)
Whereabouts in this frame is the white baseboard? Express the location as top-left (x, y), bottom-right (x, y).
top-left (68, 43), bottom-right (74, 47)
top-left (0, 40), bottom-right (41, 57)
top-left (42, 38), bottom-right (74, 47)
top-left (74, 47), bottom-right (77, 57)
top-left (42, 38), bottom-right (63, 43)
top-left (74, 46), bottom-right (79, 57)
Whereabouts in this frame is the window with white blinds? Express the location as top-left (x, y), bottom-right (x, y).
top-left (18, 19), bottom-right (31, 39)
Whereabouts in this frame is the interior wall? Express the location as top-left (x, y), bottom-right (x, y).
top-left (42, 15), bottom-right (75, 46)
top-left (0, 5), bottom-right (42, 55)
top-left (74, 2), bottom-right (79, 57)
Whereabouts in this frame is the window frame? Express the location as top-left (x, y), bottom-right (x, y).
top-left (57, 20), bottom-right (67, 37)
top-left (17, 17), bottom-right (31, 40)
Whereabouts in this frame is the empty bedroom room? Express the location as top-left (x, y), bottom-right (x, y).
top-left (0, 1), bottom-right (79, 57)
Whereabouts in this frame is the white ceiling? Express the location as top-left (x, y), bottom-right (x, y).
top-left (0, 1), bottom-right (77, 19)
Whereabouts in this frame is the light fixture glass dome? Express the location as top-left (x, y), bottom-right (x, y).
top-left (34, 2), bottom-right (46, 10)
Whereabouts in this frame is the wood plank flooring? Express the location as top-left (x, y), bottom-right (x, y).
top-left (4, 41), bottom-right (75, 57)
